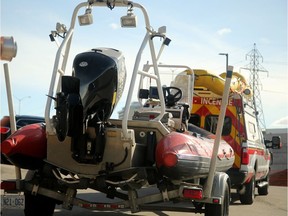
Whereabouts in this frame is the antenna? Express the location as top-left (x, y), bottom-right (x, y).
top-left (242, 43), bottom-right (268, 130)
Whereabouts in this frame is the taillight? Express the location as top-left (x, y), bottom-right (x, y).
top-left (0, 127), bottom-right (10, 134)
top-left (163, 152), bottom-right (178, 167)
top-left (183, 188), bottom-right (203, 200)
top-left (241, 147), bottom-right (249, 165)
top-left (0, 181), bottom-right (17, 191)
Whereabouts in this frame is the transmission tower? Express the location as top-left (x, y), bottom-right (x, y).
top-left (243, 43), bottom-right (268, 130)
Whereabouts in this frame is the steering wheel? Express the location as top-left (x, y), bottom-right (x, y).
top-left (163, 86), bottom-right (182, 106)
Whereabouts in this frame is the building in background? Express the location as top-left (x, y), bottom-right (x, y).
top-left (265, 128), bottom-right (287, 172)
top-left (265, 128), bottom-right (287, 186)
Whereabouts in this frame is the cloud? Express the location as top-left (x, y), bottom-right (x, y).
top-left (259, 37), bottom-right (271, 44)
top-left (270, 116), bottom-right (288, 128)
top-left (217, 28), bottom-right (232, 36)
top-left (110, 23), bottom-right (119, 30)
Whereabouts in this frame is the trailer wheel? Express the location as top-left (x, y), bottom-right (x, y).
top-left (239, 175), bottom-right (255, 204)
top-left (24, 192), bottom-right (56, 216)
top-left (205, 182), bottom-right (229, 216)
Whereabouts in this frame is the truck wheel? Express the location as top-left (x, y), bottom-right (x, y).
top-left (24, 193), bottom-right (56, 216)
top-left (205, 182), bottom-right (229, 216)
top-left (239, 175), bottom-right (255, 204)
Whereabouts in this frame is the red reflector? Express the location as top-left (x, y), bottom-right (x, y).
top-left (213, 198), bottom-right (220, 204)
top-left (163, 153), bottom-right (178, 167)
top-left (0, 126), bottom-right (10, 134)
top-left (0, 181), bottom-right (17, 191)
top-left (241, 147), bottom-right (249, 165)
top-left (183, 188), bottom-right (203, 199)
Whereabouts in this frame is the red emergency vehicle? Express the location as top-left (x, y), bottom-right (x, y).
top-left (185, 69), bottom-right (281, 204)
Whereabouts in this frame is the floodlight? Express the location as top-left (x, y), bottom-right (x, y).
top-left (56, 23), bottom-right (67, 34)
top-left (78, 7), bottom-right (93, 26)
top-left (121, 6), bottom-right (137, 28)
top-left (158, 26), bottom-right (166, 35)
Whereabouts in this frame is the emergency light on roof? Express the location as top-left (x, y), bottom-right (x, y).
top-left (243, 88), bottom-right (251, 96)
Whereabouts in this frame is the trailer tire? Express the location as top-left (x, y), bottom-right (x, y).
top-left (24, 193), bottom-right (56, 216)
top-left (205, 182), bottom-right (229, 216)
top-left (239, 175), bottom-right (255, 204)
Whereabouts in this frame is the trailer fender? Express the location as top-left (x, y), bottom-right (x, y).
top-left (210, 172), bottom-right (231, 200)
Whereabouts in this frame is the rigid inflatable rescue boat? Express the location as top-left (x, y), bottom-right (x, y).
top-left (173, 69), bottom-right (252, 98)
top-left (1, 123), bottom-right (46, 169)
top-left (156, 125), bottom-right (234, 180)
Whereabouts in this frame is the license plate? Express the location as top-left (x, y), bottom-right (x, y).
top-left (1, 194), bottom-right (25, 209)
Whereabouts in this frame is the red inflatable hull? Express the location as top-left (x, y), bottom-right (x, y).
top-left (156, 131), bottom-right (234, 180)
top-left (1, 123), bottom-right (47, 169)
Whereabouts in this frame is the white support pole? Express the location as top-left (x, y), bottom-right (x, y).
top-left (3, 63), bottom-right (16, 133)
top-left (3, 63), bottom-right (22, 186)
top-left (203, 65), bottom-right (233, 198)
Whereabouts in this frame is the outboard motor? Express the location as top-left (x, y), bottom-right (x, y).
top-left (73, 48), bottom-right (126, 121)
top-left (54, 48), bottom-right (126, 164)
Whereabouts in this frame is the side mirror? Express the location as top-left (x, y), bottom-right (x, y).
top-left (272, 136), bottom-right (282, 149)
top-left (264, 139), bottom-right (272, 148)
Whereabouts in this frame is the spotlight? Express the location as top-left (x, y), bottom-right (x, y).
top-left (121, 5), bottom-right (137, 28)
top-left (56, 23), bottom-right (67, 34)
top-left (78, 6), bottom-right (93, 26)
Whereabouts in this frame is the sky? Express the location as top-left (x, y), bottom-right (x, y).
top-left (1, 0), bottom-right (287, 129)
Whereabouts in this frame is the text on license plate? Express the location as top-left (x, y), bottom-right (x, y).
top-left (1, 194), bottom-right (25, 209)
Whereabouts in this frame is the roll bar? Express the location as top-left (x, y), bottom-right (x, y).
top-left (45, 0), bottom-right (170, 139)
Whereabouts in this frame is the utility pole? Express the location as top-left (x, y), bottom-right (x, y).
top-left (219, 53), bottom-right (228, 72)
top-left (243, 43), bottom-right (268, 130)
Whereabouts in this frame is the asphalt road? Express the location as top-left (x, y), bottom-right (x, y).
top-left (1, 165), bottom-right (287, 216)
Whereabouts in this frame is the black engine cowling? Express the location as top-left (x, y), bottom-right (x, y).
top-left (73, 48), bottom-right (126, 121)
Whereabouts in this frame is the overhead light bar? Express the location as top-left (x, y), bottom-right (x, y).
top-left (121, 4), bottom-right (137, 28)
top-left (78, 6), bottom-right (93, 26)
